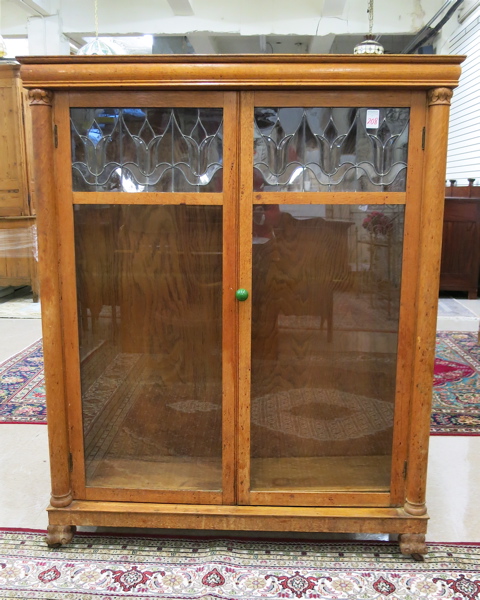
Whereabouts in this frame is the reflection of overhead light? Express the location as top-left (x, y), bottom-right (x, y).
top-left (288, 166), bottom-right (304, 184)
top-left (116, 168), bottom-right (145, 193)
top-left (0, 35), bottom-right (7, 58)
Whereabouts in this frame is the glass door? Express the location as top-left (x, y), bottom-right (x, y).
top-left (237, 91), bottom-right (426, 507)
top-left (58, 92), bottom-right (238, 504)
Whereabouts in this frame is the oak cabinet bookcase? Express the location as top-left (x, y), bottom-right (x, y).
top-left (19, 55), bottom-right (462, 558)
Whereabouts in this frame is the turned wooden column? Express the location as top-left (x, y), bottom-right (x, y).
top-left (404, 87), bottom-right (453, 519)
top-left (29, 89), bottom-right (72, 509)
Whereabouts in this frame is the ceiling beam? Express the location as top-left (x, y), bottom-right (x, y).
top-left (187, 32), bottom-right (218, 54)
top-left (322, 0), bottom-right (347, 17)
top-left (308, 33), bottom-right (335, 54)
top-left (166, 0), bottom-right (195, 16)
top-left (259, 34), bottom-right (267, 53)
top-left (9, 0), bottom-right (52, 18)
top-left (63, 33), bottom-right (86, 49)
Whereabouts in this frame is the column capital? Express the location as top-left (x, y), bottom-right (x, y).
top-left (28, 89), bottom-right (53, 106)
top-left (428, 87), bottom-right (453, 106)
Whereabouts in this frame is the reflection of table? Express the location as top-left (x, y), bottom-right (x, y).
top-left (358, 232), bottom-right (397, 317)
top-left (252, 213), bottom-right (353, 351)
top-left (0, 216), bottom-right (39, 301)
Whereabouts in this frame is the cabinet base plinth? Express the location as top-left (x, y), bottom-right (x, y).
top-left (46, 525), bottom-right (77, 548)
top-left (399, 533), bottom-right (428, 559)
top-left (47, 501), bottom-right (428, 544)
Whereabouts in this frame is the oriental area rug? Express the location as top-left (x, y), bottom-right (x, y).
top-left (431, 332), bottom-right (480, 435)
top-left (0, 339), bottom-right (45, 424)
top-left (1, 333), bottom-right (479, 435)
top-left (0, 529), bottom-right (479, 600)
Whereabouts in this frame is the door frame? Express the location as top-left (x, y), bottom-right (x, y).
top-left (236, 89), bottom-right (428, 508)
top-left (53, 90), bottom-right (240, 505)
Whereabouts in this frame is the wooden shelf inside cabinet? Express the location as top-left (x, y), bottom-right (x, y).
top-left (18, 54), bottom-right (463, 559)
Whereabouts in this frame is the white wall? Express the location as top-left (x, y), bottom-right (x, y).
top-left (435, 3), bottom-right (480, 184)
top-left (0, 0), bottom-right (448, 43)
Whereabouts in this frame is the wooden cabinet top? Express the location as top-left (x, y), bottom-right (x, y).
top-left (18, 54), bottom-right (464, 90)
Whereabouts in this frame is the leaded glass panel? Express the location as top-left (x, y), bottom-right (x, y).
top-left (71, 108), bottom-right (223, 192)
top-left (253, 107), bottom-right (410, 192)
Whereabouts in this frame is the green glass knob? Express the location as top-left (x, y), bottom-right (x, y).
top-left (235, 288), bottom-right (249, 301)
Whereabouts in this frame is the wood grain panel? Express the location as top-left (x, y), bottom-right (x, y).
top-left (68, 91), bottom-right (224, 107)
top-left (404, 89), bottom-right (454, 517)
top-left (251, 456), bottom-right (391, 492)
top-left (29, 89), bottom-right (72, 508)
top-left (254, 91), bottom-right (413, 108)
top-left (389, 92), bottom-right (427, 505)
top-left (73, 192), bottom-right (223, 205)
top-left (47, 500), bottom-right (428, 535)
top-left (19, 55), bottom-right (464, 91)
top-left (236, 92), bottom-right (254, 505)
top-left (53, 91), bottom-right (87, 500)
top-left (254, 193), bottom-right (406, 205)
top-left (221, 92), bottom-right (240, 504)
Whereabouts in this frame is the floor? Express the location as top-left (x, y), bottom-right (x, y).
top-left (0, 291), bottom-right (479, 544)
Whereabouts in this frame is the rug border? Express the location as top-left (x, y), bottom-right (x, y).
top-left (0, 338), bottom-right (42, 366)
top-left (1, 527), bottom-right (479, 548)
top-left (430, 431), bottom-right (480, 436)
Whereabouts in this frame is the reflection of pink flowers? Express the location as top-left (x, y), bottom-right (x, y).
top-left (362, 211), bottom-right (393, 236)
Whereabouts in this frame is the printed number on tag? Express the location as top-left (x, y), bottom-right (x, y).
top-left (366, 109), bottom-right (380, 129)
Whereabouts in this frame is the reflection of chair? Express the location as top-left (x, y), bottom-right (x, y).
top-left (75, 207), bottom-right (117, 336)
top-left (252, 212), bottom-right (352, 356)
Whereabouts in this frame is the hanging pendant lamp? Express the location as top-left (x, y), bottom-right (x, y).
top-left (77, 0), bottom-right (119, 55)
top-left (354, 0), bottom-right (384, 55)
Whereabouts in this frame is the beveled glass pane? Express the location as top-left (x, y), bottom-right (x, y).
top-left (75, 204), bottom-right (223, 491)
top-left (250, 204), bottom-right (404, 492)
top-left (253, 107), bottom-right (409, 192)
top-left (71, 108), bottom-right (223, 192)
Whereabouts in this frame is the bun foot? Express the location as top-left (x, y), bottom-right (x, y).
top-left (399, 533), bottom-right (427, 560)
top-left (46, 525), bottom-right (76, 548)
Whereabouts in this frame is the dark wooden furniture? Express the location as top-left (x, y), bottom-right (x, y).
top-left (440, 182), bottom-right (480, 299)
top-left (19, 54), bottom-right (462, 559)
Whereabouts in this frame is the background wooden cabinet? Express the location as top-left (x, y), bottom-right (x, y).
top-left (0, 62), bottom-right (38, 300)
top-left (440, 183), bottom-right (480, 299)
top-left (19, 54), bottom-right (462, 559)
